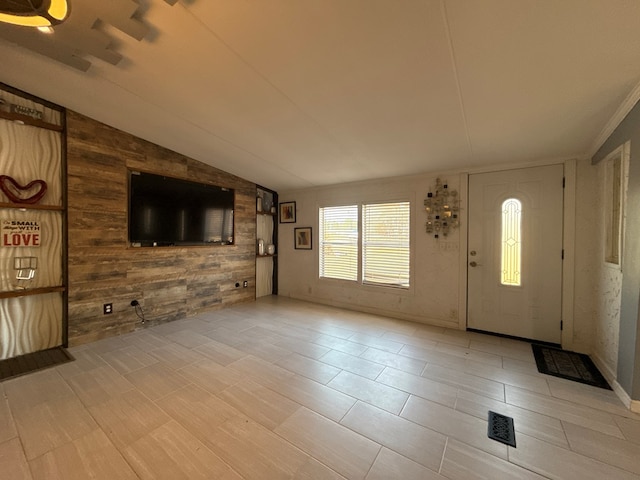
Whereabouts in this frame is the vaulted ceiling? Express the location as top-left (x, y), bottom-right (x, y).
top-left (1, 0), bottom-right (640, 191)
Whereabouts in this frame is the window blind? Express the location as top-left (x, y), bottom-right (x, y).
top-left (362, 202), bottom-right (410, 287)
top-left (319, 205), bottom-right (358, 281)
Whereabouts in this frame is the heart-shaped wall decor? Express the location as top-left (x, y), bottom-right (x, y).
top-left (0, 175), bottom-right (48, 205)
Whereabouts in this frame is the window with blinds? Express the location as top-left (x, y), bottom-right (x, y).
top-left (319, 201), bottom-right (410, 288)
top-left (319, 205), bottom-right (358, 281)
top-left (363, 202), bottom-right (410, 287)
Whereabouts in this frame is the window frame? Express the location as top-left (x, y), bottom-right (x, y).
top-left (500, 198), bottom-right (523, 287)
top-left (318, 204), bottom-right (359, 282)
top-left (603, 142), bottom-right (629, 267)
top-left (362, 201), bottom-right (411, 288)
top-left (318, 199), bottom-right (412, 290)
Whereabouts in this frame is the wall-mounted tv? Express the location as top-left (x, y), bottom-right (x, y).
top-left (128, 171), bottom-right (234, 247)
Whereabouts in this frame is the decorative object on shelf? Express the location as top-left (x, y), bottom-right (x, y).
top-left (424, 177), bottom-right (459, 239)
top-left (0, 175), bottom-right (48, 204)
top-left (294, 227), bottom-right (312, 250)
top-left (262, 192), bottom-right (273, 213)
top-left (0, 0), bottom-right (70, 29)
top-left (257, 238), bottom-right (265, 255)
top-left (2, 219), bottom-right (41, 247)
top-left (266, 244), bottom-right (275, 255)
top-left (14, 256), bottom-right (38, 282)
top-left (0, 99), bottom-right (43, 120)
top-left (279, 201), bottom-right (296, 223)
top-left (10, 103), bottom-right (44, 120)
top-left (256, 195), bottom-right (263, 212)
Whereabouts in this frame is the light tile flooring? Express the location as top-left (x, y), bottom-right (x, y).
top-left (2, 296), bottom-right (640, 479)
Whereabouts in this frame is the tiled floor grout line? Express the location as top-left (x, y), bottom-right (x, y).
top-left (438, 436), bottom-right (450, 475)
top-left (3, 297), bottom-right (640, 479)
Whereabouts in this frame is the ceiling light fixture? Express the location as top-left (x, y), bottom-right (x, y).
top-left (0, 0), bottom-right (69, 28)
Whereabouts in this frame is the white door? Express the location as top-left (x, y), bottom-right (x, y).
top-left (467, 165), bottom-right (564, 344)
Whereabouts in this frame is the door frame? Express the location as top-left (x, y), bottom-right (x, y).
top-left (460, 159), bottom-right (577, 350)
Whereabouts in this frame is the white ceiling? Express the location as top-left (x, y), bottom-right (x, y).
top-left (1, 0), bottom-right (640, 192)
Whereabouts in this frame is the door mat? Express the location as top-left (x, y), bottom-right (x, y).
top-left (488, 411), bottom-right (516, 447)
top-left (531, 344), bottom-right (611, 390)
top-left (0, 347), bottom-right (74, 382)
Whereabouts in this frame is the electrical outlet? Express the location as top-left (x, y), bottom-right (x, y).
top-left (243, 280), bottom-right (248, 288)
top-left (103, 303), bottom-right (113, 315)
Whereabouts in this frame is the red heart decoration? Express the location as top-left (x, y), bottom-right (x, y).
top-left (0, 175), bottom-right (48, 205)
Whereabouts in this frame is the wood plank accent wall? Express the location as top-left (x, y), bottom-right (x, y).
top-left (66, 110), bottom-right (256, 346)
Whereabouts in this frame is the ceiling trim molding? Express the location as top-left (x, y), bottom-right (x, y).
top-left (588, 80), bottom-right (640, 161)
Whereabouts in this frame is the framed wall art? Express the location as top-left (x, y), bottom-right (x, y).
top-left (279, 201), bottom-right (296, 223)
top-left (294, 227), bottom-right (312, 250)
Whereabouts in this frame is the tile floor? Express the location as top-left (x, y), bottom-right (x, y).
top-left (1, 296), bottom-right (640, 479)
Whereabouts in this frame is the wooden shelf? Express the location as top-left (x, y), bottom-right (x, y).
top-left (0, 202), bottom-right (63, 211)
top-left (256, 185), bottom-right (278, 297)
top-left (0, 286), bottom-right (65, 299)
top-left (0, 110), bottom-right (62, 132)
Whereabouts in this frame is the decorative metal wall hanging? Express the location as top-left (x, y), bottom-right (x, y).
top-left (424, 178), bottom-right (459, 238)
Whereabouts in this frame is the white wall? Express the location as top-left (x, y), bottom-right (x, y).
top-left (574, 152), bottom-right (627, 379)
top-left (278, 172), bottom-right (465, 329)
top-left (572, 159), bottom-right (598, 354)
top-left (278, 161), bottom-right (603, 356)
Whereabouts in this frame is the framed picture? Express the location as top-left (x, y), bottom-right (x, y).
top-left (294, 227), bottom-right (312, 250)
top-left (279, 201), bottom-right (296, 223)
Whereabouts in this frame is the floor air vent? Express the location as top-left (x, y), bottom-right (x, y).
top-left (488, 411), bottom-right (516, 447)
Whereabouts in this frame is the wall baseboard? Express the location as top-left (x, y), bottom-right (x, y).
top-left (287, 293), bottom-right (461, 330)
top-left (591, 352), bottom-right (616, 382)
top-left (613, 380), bottom-right (633, 411)
top-left (592, 352), bottom-right (636, 411)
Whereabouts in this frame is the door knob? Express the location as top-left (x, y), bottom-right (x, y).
top-left (469, 261), bottom-right (480, 267)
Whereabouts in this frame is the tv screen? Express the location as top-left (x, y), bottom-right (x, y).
top-left (129, 171), bottom-right (234, 246)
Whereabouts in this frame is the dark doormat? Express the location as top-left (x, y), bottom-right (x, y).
top-left (531, 344), bottom-right (611, 390)
top-left (0, 347), bottom-right (74, 382)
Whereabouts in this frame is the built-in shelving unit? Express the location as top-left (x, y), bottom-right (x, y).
top-left (256, 186), bottom-right (278, 297)
top-left (0, 110), bottom-right (63, 132)
top-left (0, 82), bottom-right (66, 360)
top-left (0, 286), bottom-right (66, 300)
top-left (0, 202), bottom-right (64, 211)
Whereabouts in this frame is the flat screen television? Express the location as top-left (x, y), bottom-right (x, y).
top-left (128, 171), bottom-right (234, 247)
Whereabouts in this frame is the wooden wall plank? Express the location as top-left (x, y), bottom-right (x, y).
top-left (66, 111), bottom-right (256, 346)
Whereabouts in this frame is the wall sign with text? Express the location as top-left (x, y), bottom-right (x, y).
top-left (2, 220), bottom-right (41, 247)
